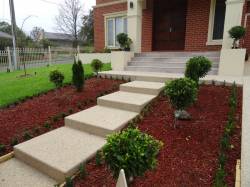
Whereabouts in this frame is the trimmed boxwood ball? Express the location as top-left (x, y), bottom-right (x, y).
top-left (72, 59), bottom-right (84, 92)
top-left (185, 56), bottom-right (212, 84)
top-left (165, 78), bottom-right (198, 111)
top-left (228, 26), bottom-right (246, 48)
top-left (49, 70), bottom-right (65, 88)
top-left (91, 59), bottom-right (103, 76)
top-left (103, 128), bottom-right (163, 181)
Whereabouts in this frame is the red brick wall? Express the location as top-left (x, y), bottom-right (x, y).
top-left (96, 0), bottom-right (118, 5)
top-left (184, 0), bottom-right (221, 51)
top-left (243, 1), bottom-right (250, 54)
top-left (141, 0), bottom-right (153, 52)
top-left (93, 2), bottom-right (127, 52)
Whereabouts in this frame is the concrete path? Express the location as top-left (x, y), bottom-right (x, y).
top-left (0, 80), bottom-right (164, 186)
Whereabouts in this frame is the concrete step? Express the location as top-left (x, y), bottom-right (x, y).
top-left (128, 61), bottom-right (219, 68)
top-left (120, 81), bottom-right (165, 95)
top-left (131, 57), bottom-right (220, 62)
top-left (0, 158), bottom-right (57, 187)
top-left (65, 106), bottom-right (138, 137)
top-left (135, 51), bottom-right (220, 58)
top-left (14, 127), bottom-right (106, 183)
top-left (125, 66), bottom-right (218, 75)
top-left (97, 91), bottom-right (156, 113)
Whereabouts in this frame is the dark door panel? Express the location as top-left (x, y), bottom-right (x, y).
top-left (153, 0), bottom-right (187, 51)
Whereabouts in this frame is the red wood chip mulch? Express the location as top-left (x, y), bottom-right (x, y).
top-left (0, 78), bottom-right (124, 155)
top-left (74, 85), bottom-right (242, 187)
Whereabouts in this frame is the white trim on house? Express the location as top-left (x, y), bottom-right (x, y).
top-left (104, 11), bottom-right (127, 49)
top-left (93, 0), bottom-right (127, 8)
top-left (207, 0), bottom-right (223, 46)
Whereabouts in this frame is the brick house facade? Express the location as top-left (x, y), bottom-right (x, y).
top-left (94, 0), bottom-right (250, 53)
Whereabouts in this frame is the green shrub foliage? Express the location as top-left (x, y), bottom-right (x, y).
top-left (103, 128), bottom-right (163, 179)
top-left (185, 56), bottom-right (212, 84)
top-left (72, 59), bottom-right (85, 92)
top-left (91, 59), bottom-right (103, 76)
top-left (228, 26), bottom-right (246, 48)
top-left (49, 70), bottom-right (65, 88)
top-left (165, 78), bottom-right (198, 111)
top-left (116, 33), bottom-right (132, 50)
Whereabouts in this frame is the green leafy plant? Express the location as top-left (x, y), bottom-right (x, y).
top-left (65, 177), bottom-right (73, 187)
top-left (185, 56), bottom-right (212, 84)
top-left (117, 33), bottom-right (133, 51)
top-left (23, 131), bottom-right (32, 140)
top-left (103, 128), bottom-right (163, 179)
top-left (0, 144), bottom-right (6, 153)
top-left (91, 59), bottom-right (103, 76)
top-left (68, 108), bottom-right (74, 114)
top-left (103, 47), bottom-right (111, 53)
top-left (165, 78), bottom-right (198, 116)
top-left (228, 26), bottom-right (246, 49)
top-left (218, 153), bottom-right (227, 169)
top-left (96, 150), bottom-right (102, 166)
top-left (214, 167), bottom-right (227, 187)
top-left (79, 163), bottom-right (87, 179)
top-left (49, 70), bottom-right (65, 88)
top-left (44, 121), bottom-right (51, 129)
top-left (11, 137), bottom-right (19, 146)
top-left (72, 59), bottom-right (85, 92)
top-left (220, 133), bottom-right (230, 151)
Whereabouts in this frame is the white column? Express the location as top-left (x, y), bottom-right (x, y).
top-left (222, 0), bottom-right (245, 49)
top-left (127, 0), bottom-right (143, 52)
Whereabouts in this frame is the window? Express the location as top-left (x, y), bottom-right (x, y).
top-left (106, 16), bottom-right (127, 48)
top-left (212, 0), bottom-right (226, 40)
top-left (207, 0), bottom-right (226, 45)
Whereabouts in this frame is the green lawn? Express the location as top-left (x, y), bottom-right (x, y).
top-left (0, 63), bottom-right (111, 107)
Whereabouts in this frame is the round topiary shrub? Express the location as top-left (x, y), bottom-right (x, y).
top-left (117, 33), bottom-right (133, 51)
top-left (228, 26), bottom-right (246, 48)
top-left (49, 70), bottom-right (64, 88)
top-left (103, 128), bottom-right (163, 181)
top-left (72, 59), bottom-right (84, 92)
top-left (91, 59), bottom-right (103, 76)
top-left (185, 56), bottom-right (212, 84)
top-left (165, 78), bottom-right (198, 121)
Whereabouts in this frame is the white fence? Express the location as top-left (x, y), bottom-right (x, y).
top-left (0, 47), bottom-right (76, 72)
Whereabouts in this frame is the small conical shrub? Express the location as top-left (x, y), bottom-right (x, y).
top-left (72, 59), bottom-right (84, 92)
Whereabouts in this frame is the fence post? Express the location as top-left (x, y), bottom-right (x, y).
top-left (48, 46), bottom-right (52, 66)
top-left (7, 47), bottom-right (13, 71)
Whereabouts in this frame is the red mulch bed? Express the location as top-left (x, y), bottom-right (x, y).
top-left (74, 85), bottom-right (242, 187)
top-left (0, 78), bottom-right (124, 156)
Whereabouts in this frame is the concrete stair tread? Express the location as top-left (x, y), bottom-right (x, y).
top-left (120, 81), bottom-right (165, 95)
top-left (65, 106), bottom-right (138, 136)
top-left (14, 127), bottom-right (106, 182)
top-left (0, 158), bottom-right (57, 187)
top-left (97, 91), bottom-right (156, 112)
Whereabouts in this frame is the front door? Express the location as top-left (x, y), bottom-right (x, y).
top-left (153, 0), bottom-right (187, 51)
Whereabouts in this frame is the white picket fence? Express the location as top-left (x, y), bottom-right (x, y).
top-left (0, 46), bottom-right (77, 72)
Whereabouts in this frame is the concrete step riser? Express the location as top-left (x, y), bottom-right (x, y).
top-left (128, 62), bottom-right (219, 68)
top-left (131, 57), bottom-right (220, 62)
top-left (135, 52), bottom-right (220, 58)
top-left (125, 67), bottom-right (218, 75)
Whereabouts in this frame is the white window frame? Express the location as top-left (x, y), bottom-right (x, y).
top-left (104, 11), bottom-right (127, 49)
top-left (207, 0), bottom-right (225, 46)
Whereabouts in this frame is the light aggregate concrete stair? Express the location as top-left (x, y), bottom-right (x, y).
top-left (120, 81), bottom-right (165, 95)
top-left (65, 106), bottom-right (138, 137)
top-left (126, 51), bottom-right (220, 75)
top-left (0, 158), bottom-right (57, 187)
top-left (97, 91), bottom-right (156, 112)
top-left (1, 80), bottom-right (163, 186)
top-left (14, 127), bottom-right (106, 183)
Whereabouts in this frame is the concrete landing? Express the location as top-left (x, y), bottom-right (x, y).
top-left (99, 70), bottom-right (244, 85)
top-left (97, 91), bottom-right (156, 112)
top-left (65, 106), bottom-right (138, 137)
top-left (0, 158), bottom-right (57, 187)
top-left (120, 81), bottom-right (165, 95)
top-left (14, 127), bottom-right (106, 183)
